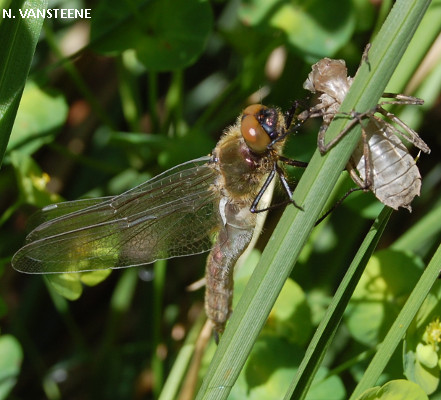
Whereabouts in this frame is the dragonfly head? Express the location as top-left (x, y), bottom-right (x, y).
top-left (241, 104), bottom-right (284, 154)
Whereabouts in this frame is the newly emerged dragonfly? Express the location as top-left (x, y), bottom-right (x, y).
top-left (12, 104), bottom-right (306, 337)
top-left (300, 57), bottom-right (431, 211)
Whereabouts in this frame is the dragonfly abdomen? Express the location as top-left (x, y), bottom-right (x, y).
top-left (352, 121), bottom-right (422, 210)
top-left (205, 198), bottom-right (256, 335)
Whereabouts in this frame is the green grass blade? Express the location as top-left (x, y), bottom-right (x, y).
top-left (387, 0), bottom-right (441, 93)
top-left (392, 201), bottom-right (441, 255)
top-left (159, 314), bottom-right (207, 400)
top-left (0, 0), bottom-right (48, 167)
top-left (350, 240), bottom-right (441, 399)
top-left (286, 207), bottom-right (393, 400)
top-left (195, 1), bottom-right (431, 399)
top-left (153, 260), bottom-right (167, 396)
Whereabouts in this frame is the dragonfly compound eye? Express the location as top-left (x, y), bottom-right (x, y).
top-left (241, 104), bottom-right (271, 153)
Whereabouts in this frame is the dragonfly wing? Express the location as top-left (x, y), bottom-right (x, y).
top-left (26, 157), bottom-right (212, 239)
top-left (12, 157), bottom-right (220, 274)
top-left (26, 197), bottom-right (114, 236)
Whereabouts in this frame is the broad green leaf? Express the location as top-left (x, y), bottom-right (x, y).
top-left (6, 81), bottom-right (68, 156)
top-left (404, 281), bottom-right (441, 394)
top-left (351, 241), bottom-right (441, 399)
top-left (403, 346), bottom-right (439, 396)
top-left (351, 0), bottom-right (376, 32)
top-left (233, 250), bottom-right (313, 345)
top-left (415, 343), bottom-right (438, 369)
top-left (239, 0), bottom-right (355, 58)
top-left (45, 274), bottom-right (84, 300)
top-left (0, 335), bottom-right (23, 400)
top-left (288, 207), bottom-right (393, 400)
top-left (10, 151), bottom-right (63, 207)
top-left (264, 278), bottom-right (312, 345)
top-left (228, 336), bottom-right (345, 400)
top-left (356, 379), bottom-right (428, 400)
top-left (346, 250), bottom-right (424, 347)
top-left (80, 269), bottom-right (112, 287)
top-left (91, 0), bottom-right (213, 71)
top-left (45, 269), bottom-right (112, 300)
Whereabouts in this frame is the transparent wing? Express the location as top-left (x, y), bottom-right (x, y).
top-left (26, 197), bottom-right (114, 231)
top-left (12, 157), bottom-right (220, 274)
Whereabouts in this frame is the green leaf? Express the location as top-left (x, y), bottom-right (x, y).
top-left (415, 344), bottom-right (438, 369)
top-left (356, 379), bottom-right (428, 400)
top-left (91, 0), bottom-right (213, 71)
top-left (45, 270), bottom-right (113, 301)
top-left (239, 0), bottom-right (356, 58)
top-left (351, 0), bottom-right (376, 32)
top-left (351, 242), bottom-right (441, 399)
top-left (0, 0), bottom-right (48, 167)
top-left (10, 151), bottom-right (63, 207)
top-left (346, 249), bottom-right (424, 347)
top-left (404, 347), bottom-right (439, 395)
top-left (234, 251), bottom-right (313, 345)
top-left (264, 279), bottom-right (312, 345)
top-left (228, 336), bottom-right (345, 400)
top-left (80, 269), bottom-right (112, 287)
top-left (403, 282), bottom-right (441, 394)
top-left (0, 335), bottom-right (23, 400)
top-left (288, 207), bottom-right (393, 400)
top-left (45, 274), bottom-right (84, 301)
top-left (44, 267), bottom-right (112, 301)
top-left (6, 81), bottom-right (68, 156)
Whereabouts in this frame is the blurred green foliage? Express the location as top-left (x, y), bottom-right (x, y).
top-left (0, 0), bottom-right (441, 399)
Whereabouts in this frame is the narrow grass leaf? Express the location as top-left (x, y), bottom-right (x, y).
top-left (159, 315), bottom-right (207, 400)
top-left (0, 0), bottom-right (48, 167)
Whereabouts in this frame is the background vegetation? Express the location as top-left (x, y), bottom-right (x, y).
top-left (0, 0), bottom-right (440, 399)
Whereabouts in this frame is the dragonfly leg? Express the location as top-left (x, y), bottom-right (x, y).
top-left (341, 116), bottom-right (373, 192)
top-left (317, 114), bottom-right (361, 154)
top-left (346, 160), bottom-right (366, 190)
top-left (277, 165), bottom-right (303, 210)
top-left (350, 95), bottom-right (429, 154)
top-left (279, 156), bottom-right (308, 168)
top-left (361, 125), bottom-right (373, 189)
top-left (298, 101), bottom-right (329, 122)
top-left (284, 99), bottom-right (304, 129)
top-left (250, 167), bottom-right (277, 213)
top-left (250, 162), bottom-right (303, 213)
top-left (375, 105), bottom-right (430, 153)
top-left (315, 93), bottom-right (422, 156)
top-left (380, 93), bottom-right (424, 106)
top-left (315, 186), bottom-right (362, 226)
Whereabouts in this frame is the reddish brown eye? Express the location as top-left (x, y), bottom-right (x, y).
top-left (241, 105), bottom-right (270, 153)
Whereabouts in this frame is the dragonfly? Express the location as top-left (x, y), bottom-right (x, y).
top-left (299, 57), bottom-right (431, 211)
top-left (12, 104), bottom-right (306, 338)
